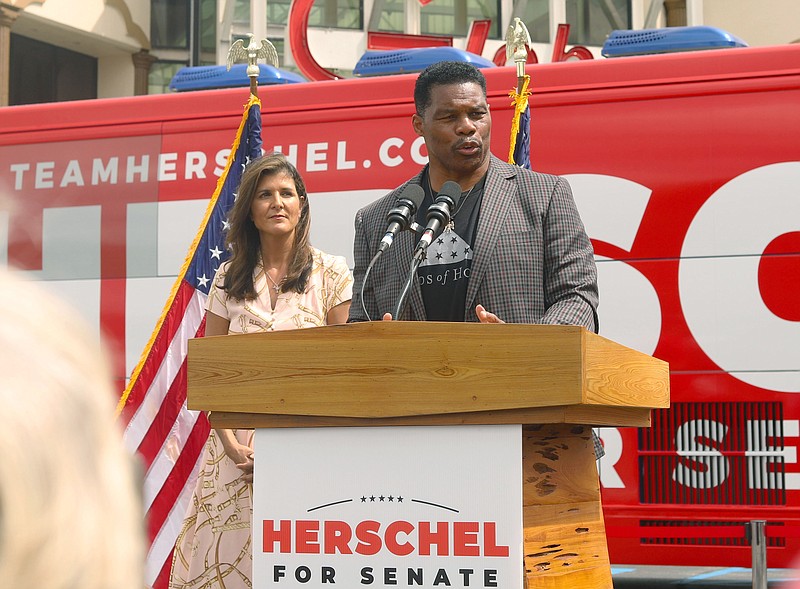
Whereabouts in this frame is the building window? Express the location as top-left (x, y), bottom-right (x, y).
top-left (308, 0), bottom-right (363, 30)
top-left (372, 0), bottom-right (404, 32)
top-left (515, 0), bottom-right (550, 43)
top-left (148, 61), bottom-right (187, 94)
top-left (268, 36), bottom-right (286, 66)
top-left (267, 0), bottom-right (292, 26)
top-left (231, 0), bottom-right (289, 29)
top-left (9, 34), bottom-right (97, 105)
top-left (151, 0), bottom-right (215, 65)
top-left (515, 0), bottom-right (631, 46)
top-left (232, 0), bottom-right (361, 29)
top-left (200, 0), bottom-right (217, 55)
top-left (421, 0), bottom-right (501, 39)
top-left (269, 37), bottom-right (303, 72)
top-left (566, 0), bottom-right (630, 46)
top-left (152, 0), bottom-right (189, 49)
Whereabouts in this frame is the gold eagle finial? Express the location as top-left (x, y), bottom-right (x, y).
top-left (227, 33), bottom-right (279, 77)
top-left (505, 17), bottom-right (532, 66)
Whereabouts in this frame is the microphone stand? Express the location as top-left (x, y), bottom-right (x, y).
top-left (361, 221), bottom-right (422, 321)
top-left (391, 180), bottom-right (461, 319)
top-left (392, 243), bottom-right (427, 320)
top-left (359, 250), bottom-right (382, 322)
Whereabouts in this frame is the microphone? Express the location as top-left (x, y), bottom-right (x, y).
top-left (378, 183), bottom-right (425, 253)
top-left (359, 183), bottom-right (425, 321)
top-left (393, 181), bottom-right (463, 319)
top-left (414, 180), bottom-right (463, 254)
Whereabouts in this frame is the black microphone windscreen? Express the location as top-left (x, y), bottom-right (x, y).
top-left (437, 180), bottom-right (463, 207)
top-left (398, 183), bottom-right (425, 209)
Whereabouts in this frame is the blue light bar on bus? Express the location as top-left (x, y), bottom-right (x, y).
top-left (354, 46), bottom-right (495, 77)
top-left (602, 26), bottom-right (748, 58)
top-left (169, 64), bottom-right (306, 91)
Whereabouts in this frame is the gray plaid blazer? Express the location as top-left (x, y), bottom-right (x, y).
top-left (350, 155), bottom-right (598, 330)
top-left (349, 156), bottom-right (603, 457)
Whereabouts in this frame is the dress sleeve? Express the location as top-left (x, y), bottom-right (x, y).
top-left (325, 254), bottom-right (354, 313)
top-left (206, 263), bottom-right (231, 320)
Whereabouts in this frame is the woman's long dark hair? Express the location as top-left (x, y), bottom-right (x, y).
top-left (222, 153), bottom-right (313, 301)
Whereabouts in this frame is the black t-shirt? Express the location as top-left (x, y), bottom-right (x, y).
top-left (415, 171), bottom-right (486, 321)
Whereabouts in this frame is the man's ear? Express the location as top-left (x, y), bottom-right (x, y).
top-left (411, 113), bottom-right (424, 137)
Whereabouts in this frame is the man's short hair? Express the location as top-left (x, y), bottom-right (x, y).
top-left (414, 61), bottom-right (488, 116)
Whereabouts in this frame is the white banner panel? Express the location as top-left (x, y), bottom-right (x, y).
top-left (253, 424), bottom-right (523, 588)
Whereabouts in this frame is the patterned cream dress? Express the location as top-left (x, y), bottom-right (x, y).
top-left (169, 248), bottom-right (353, 589)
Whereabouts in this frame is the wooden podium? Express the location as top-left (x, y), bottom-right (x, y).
top-left (187, 322), bottom-right (669, 588)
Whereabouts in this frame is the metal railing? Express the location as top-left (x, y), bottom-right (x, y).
top-left (747, 520), bottom-right (767, 589)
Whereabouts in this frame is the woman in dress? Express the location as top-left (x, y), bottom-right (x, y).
top-left (170, 153), bottom-right (353, 588)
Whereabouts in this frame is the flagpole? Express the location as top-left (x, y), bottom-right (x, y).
top-left (116, 32), bottom-right (272, 588)
top-left (225, 32), bottom-right (280, 98)
top-left (506, 18), bottom-right (532, 167)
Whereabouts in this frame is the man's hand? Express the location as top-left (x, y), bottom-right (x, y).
top-left (476, 304), bottom-right (504, 323)
top-left (385, 307), bottom-right (503, 322)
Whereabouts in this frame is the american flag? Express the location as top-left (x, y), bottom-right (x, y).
top-left (116, 95), bottom-right (262, 589)
top-left (508, 73), bottom-right (532, 169)
top-left (511, 98), bottom-right (531, 169)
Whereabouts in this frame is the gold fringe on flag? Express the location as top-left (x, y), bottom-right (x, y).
top-left (507, 74), bottom-right (532, 165)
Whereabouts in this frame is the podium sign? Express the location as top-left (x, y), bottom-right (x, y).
top-left (190, 322), bottom-right (669, 588)
top-left (253, 425), bottom-right (523, 588)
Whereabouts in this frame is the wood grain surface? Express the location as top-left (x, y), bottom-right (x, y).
top-left (188, 322), bottom-right (669, 423)
top-left (522, 424), bottom-right (611, 588)
top-left (188, 322), bottom-right (665, 588)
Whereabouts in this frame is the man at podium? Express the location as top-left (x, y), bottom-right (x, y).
top-left (349, 60), bottom-right (598, 335)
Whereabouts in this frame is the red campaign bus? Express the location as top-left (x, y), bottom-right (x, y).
top-left (1, 43), bottom-right (799, 570)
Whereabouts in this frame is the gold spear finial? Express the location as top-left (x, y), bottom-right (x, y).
top-left (227, 33), bottom-right (279, 96)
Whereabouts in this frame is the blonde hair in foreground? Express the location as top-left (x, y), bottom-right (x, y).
top-left (0, 270), bottom-right (145, 589)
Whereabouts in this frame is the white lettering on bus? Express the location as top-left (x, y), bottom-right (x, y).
top-left (673, 420), bottom-right (730, 489)
top-left (378, 136), bottom-right (428, 168)
top-left (337, 141), bottom-right (356, 170)
top-left (185, 151), bottom-right (207, 180)
top-left (668, 419), bottom-right (800, 491)
top-left (214, 148), bottom-right (231, 176)
top-left (679, 163), bottom-right (800, 393)
top-left (125, 155), bottom-right (149, 183)
top-left (60, 160), bottom-right (84, 187)
top-left (747, 419), bottom-right (797, 490)
top-left (780, 420), bottom-right (800, 490)
top-left (9, 162), bottom-right (30, 189)
top-left (158, 152), bottom-right (178, 181)
top-left (6, 136), bottom-right (428, 190)
top-left (597, 428), bottom-right (625, 489)
top-left (410, 136), bottom-right (427, 165)
top-left (35, 161), bottom-right (55, 188)
top-left (307, 142), bottom-right (328, 171)
top-left (567, 174), bottom-right (661, 355)
top-left (92, 157), bottom-right (118, 185)
top-left (294, 141), bottom-right (348, 172)
top-left (273, 145), bottom-right (298, 167)
top-left (379, 137), bottom-right (404, 167)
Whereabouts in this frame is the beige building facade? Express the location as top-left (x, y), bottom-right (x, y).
top-left (0, 0), bottom-right (798, 106)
